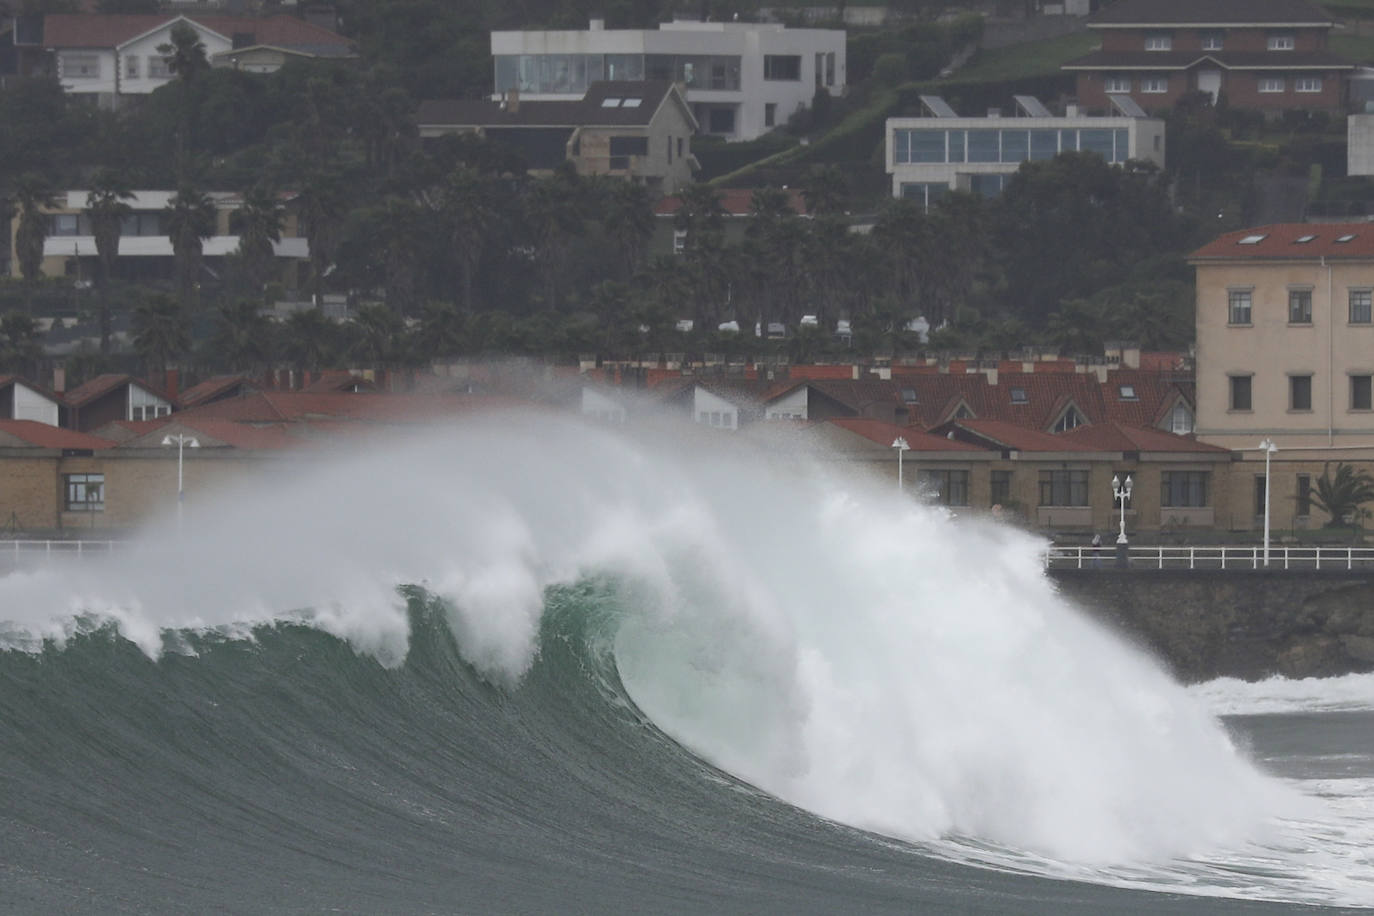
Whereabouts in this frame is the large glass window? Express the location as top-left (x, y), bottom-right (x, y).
top-left (900, 183), bottom-right (948, 209)
top-left (947, 129), bottom-right (965, 163)
top-left (967, 129), bottom-right (999, 163)
top-left (969, 174), bottom-right (1005, 197)
top-left (707, 107), bottom-right (736, 134)
top-left (910, 129), bottom-right (946, 162)
top-left (1161, 472), bottom-right (1208, 507)
top-left (1039, 470), bottom-right (1089, 507)
top-left (1080, 129), bottom-right (1114, 160)
top-left (1352, 374), bottom-right (1372, 410)
top-left (62, 53), bottom-right (100, 79)
top-left (763, 55), bottom-right (801, 81)
top-left (678, 55), bottom-right (740, 90)
top-left (1059, 129), bottom-right (1078, 151)
top-left (605, 54), bottom-right (643, 81)
top-left (65, 474), bottom-right (104, 512)
top-left (917, 469), bottom-right (970, 506)
top-left (1000, 130), bottom-right (1028, 163)
top-left (991, 470), bottom-right (1011, 506)
top-left (1029, 130), bottom-right (1058, 160)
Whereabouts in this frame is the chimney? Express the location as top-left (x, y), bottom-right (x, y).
top-left (164, 368), bottom-right (179, 399)
top-left (52, 367), bottom-right (65, 393)
top-left (589, 16), bottom-right (604, 30)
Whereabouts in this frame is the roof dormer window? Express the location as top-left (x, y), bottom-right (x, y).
top-left (1052, 405), bottom-right (1087, 433)
top-left (1144, 33), bottom-right (1172, 51)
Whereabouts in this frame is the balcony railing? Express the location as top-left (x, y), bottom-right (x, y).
top-left (1046, 544), bottom-right (1374, 570)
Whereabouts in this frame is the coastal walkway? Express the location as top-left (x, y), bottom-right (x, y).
top-left (1047, 544), bottom-right (1374, 571)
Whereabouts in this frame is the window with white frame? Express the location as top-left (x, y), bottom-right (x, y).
top-left (62, 53), bottom-right (100, 79)
top-left (125, 55), bottom-right (139, 78)
top-left (64, 474), bottom-right (104, 512)
top-left (1258, 77), bottom-right (1285, 93)
top-left (1167, 402), bottom-right (1194, 434)
top-left (1289, 288), bottom-right (1313, 323)
top-left (1141, 76), bottom-right (1168, 93)
top-left (1144, 33), bottom-right (1172, 51)
top-left (129, 386), bottom-right (171, 421)
top-left (1351, 289), bottom-right (1373, 324)
top-left (1295, 77), bottom-right (1322, 93)
top-left (1267, 34), bottom-right (1295, 50)
top-left (1104, 76), bottom-right (1131, 93)
top-left (1052, 406), bottom-right (1087, 432)
top-left (1200, 31), bottom-right (1224, 50)
top-left (148, 56), bottom-right (172, 78)
top-left (1228, 288), bottom-right (1252, 324)
top-left (672, 229), bottom-right (687, 254)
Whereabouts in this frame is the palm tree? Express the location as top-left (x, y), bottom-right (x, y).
top-left (802, 164), bottom-right (846, 216)
top-left (209, 299), bottom-right (272, 372)
top-left (348, 302), bottom-right (404, 368)
top-left (282, 307), bottom-right (335, 373)
top-left (165, 185), bottom-right (216, 313)
top-left (229, 186), bottom-right (284, 298)
top-left (133, 293), bottom-right (190, 380)
top-left (294, 171), bottom-right (345, 307)
top-left (1307, 463), bottom-right (1374, 528)
top-left (85, 170), bottom-right (135, 354)
top-left (13, 174), bottom-right (56, 314)
top-left (440, 167), bottom-right (499, 311)
top-left (416, 300), bottom-right (468, 362)
top-left (0, 310), bottom-right (43, 378)
top-left (157, 21), bottom-right (209, 181)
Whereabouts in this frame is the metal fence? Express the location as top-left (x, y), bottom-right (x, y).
top-left (1047, 544), bottom-right (1374, 571)
top-left (0, 540), bottom-right (127, 570)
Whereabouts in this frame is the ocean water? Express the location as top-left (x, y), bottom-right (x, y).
top-left (0, 413), bottom-right (1370, 915)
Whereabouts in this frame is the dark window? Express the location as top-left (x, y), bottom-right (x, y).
top-left (1038, 470), bottom-right (1089, 507)
top-left (763, 54), bottom-right (801, 81)
top-left (708, 108), bottom-right (735, 134)
top-left (1353, 374), bottom-right (1373, 411)
top-left (1254, 476), bottom-right (1267, 517)
top-left (609, 136), bottom-right (649, 157)
top-left (764, 103), bottom-right (776, 127)
top-left (1289, 289), bottom-right (1312, 323)
top-left (64, 473), bottom-right (104, 512)
top-left (1290, 374), bottom-right (1312, 411)
top-left (916, 469), bottom-right (969, 506)
top-left (1230, 376), bottom-right (1252, 411)
top-left (990, 470), bottom-right (1011, 506)
top-left (1351, 290), bottom-right (1373, 324)
top-left (1162, 471), bottom-right (1208, 508)
top-left (1297, 474), bottom-right (1312, 517)
top-left (1228, 289), bottom-right (1252, 324)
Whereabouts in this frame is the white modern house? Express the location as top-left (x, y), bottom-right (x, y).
top-left (885, 95), bottom-right (1167, 206)
top-left (490, 18), bottom-right (845, 141)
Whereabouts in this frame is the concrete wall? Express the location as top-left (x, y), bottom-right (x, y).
top-left (1052, 568), bottom-right (1374, 682)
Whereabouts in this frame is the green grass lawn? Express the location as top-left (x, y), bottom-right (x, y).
top-left (950, 31), bottom-right (1099, 81)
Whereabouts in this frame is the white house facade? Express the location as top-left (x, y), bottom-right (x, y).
top-left (490, 18), bottom-right (845, 141)
top-left (50, 16), bottom-right (231, 105)
top-left (885, 96), bottom-right (1166, 205)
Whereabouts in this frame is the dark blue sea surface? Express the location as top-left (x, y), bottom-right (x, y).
top-left (1, 588), bottom-right (1363, 915)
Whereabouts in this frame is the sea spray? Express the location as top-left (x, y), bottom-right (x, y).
top-left (0, 412), bottom-right (1297, 868)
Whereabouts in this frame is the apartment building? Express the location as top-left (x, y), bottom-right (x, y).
top-left (490, 18), bottom-right (845, 141)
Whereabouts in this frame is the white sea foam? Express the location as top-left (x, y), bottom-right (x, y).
top-left (0, 411), bottom-right (1365, 903)
top-left (1190, 672), bottom-right (1374, 716)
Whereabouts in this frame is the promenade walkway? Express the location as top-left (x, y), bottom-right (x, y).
top-left (1047, 544), bottom-right (1374, 571)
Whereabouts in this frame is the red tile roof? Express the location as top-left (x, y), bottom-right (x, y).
top-left (943, 418), bottom-right (1092, 452)
top-left (828, 417), bottom-right (987, 452)
top-left (1190, 223), bottom-right (1374, 261)
top-left (654, 187), bottom-right (809, 218)
top-left (174, 391), bottom-right (536, 424)
top-left (178, 374), bottom-right (257, 408)
top-left (1056, 421), bottom-right (1229, 454)
top-left (42, 13), bottom-right (350, 51)
top-left (114, 418), bottom-right (301, 450)
top-left (0, 420), bottom-right (113, 449)
top-left (63, 373), bottom-right (177, 408)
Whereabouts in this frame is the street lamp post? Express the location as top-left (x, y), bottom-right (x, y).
top-left (162, 433), bottom-right (199, 528)
top-left (892, 437), bottom-right (910, 493)
top-left (1260, 437), bottom-right (1278, 567)
top-left (1112, 473), bottom-right (1133, 568)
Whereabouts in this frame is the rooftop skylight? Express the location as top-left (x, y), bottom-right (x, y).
top-left (1119, 385), bottom-right (1137, 400)
top-left (1337, 234), bottom-right (1357, 243)
top-left (601, 98), bottom-right (621, 107)
top-left (1010, 387), bottom-right (1028, 404)
top-left (622, 98), bottom-right (642, 107)
top-left (1294, 234), bottom-right (1316, 243)
top-left (1238, 234), bottom-right (1267, 245)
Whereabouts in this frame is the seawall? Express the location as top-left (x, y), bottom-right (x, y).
top-left (1049, 569), bottom-right (1374, 683)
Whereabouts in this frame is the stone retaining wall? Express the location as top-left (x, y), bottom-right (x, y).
top-left (1050, 569), bottom-right (1374, 683)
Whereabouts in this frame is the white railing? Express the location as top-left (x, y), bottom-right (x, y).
top-left (0, 540), bottom-right (126, 565)
top-left (1046, 544), bottom-right (1374, 570)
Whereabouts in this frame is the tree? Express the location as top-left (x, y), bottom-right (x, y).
top-left (132, 293), bottom-right (190, 379)
top-left (157, 21), bottom-right (209, 180)
top-left (599, 180), bottom-right (654, 280)
top-left (281, 307), bottom-right (336, 372)
top-left (439, 167), bottom-right (500, 311)
top-left (802, 164), bottom-right (846, 216)
top-left (293, 170), bottom-right (346, 306)
top-left (0, 311), bottom-right (43, 377)
top-left (12, 175), bottom-right (56, 314)
top-left (1307, 463), bottom-right (1374, 528)
top-left (347, 302), bottom-right (405, 367)
top-left (229, 185), bottom-right (284, 297)
top-left (85, 170), bottom-right (135, 354)
top-left (164, 185), bottom-right (216, 312)
top-left (521, 169), bottom-right (586, 311)
top-left (208, 299), bottom-right (273, 372)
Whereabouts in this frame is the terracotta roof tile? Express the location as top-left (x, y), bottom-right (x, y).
top-left (1056, 421), bottom-right (1229, 453)
top-left (943, 418), bottom-right (1092, 452)
top-left (828, 417), bottom-right (987, 452)
top-left (178, 374), bottom-right (258, 408)
top-left (0, 420), bottom-right (113, 449)
top-left (1190, 223), bottom-right (1374, 260)
top-left (63, 373), bottom-right (177, 408)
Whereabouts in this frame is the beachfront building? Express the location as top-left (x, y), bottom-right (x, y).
top-left (8, 190), bottom-right (310, 289)
top-left (885, 95), bottom-right (1166, 205)
top-left (490, 18), bottom-right (845, 141)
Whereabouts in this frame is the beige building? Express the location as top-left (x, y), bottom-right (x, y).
top-left (1191, 223), bottom-right (1374, 531)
